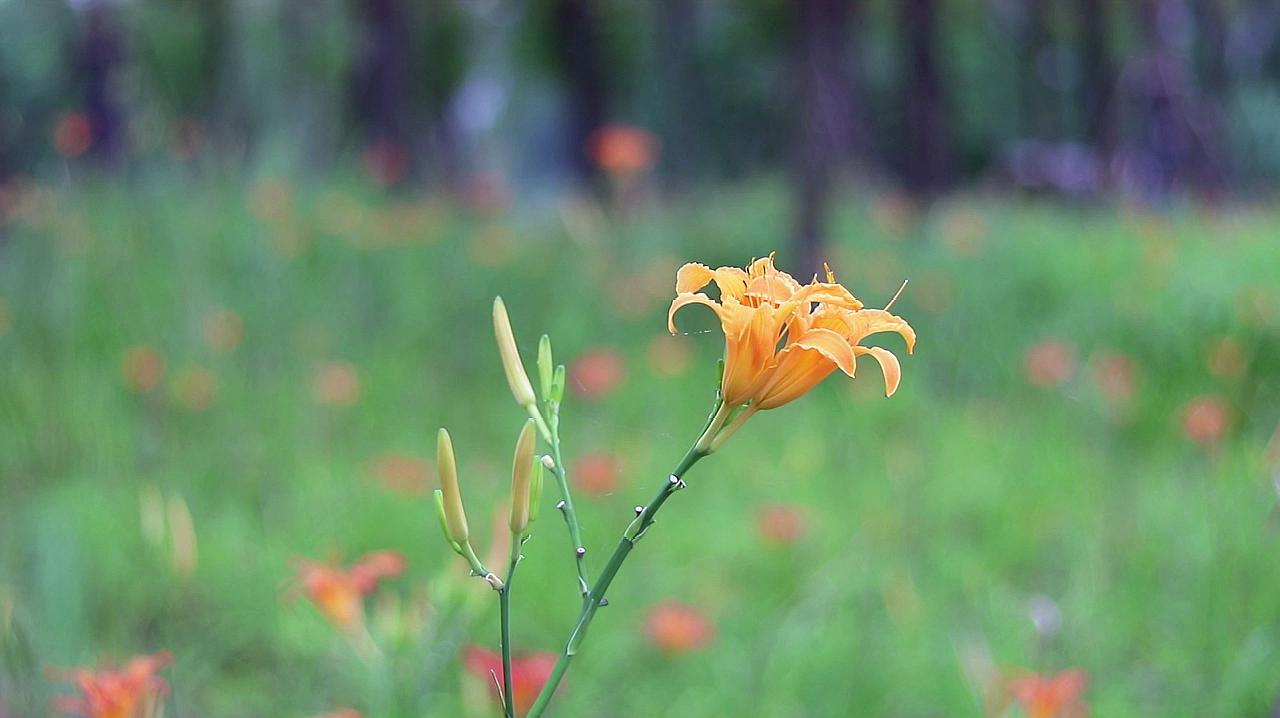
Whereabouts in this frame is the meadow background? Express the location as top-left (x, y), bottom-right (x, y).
top-left (3, 2), bottom-right (1280, 717)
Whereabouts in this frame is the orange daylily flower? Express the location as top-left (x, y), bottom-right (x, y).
top-left (462, 645), bottom-right (557, 716)
top-left (1007, 669), bottom-right (1088, 718)
top-left (55, 652), bottom-right (172, 718)
top-left (294, 551), bottom-right (406, 633)
top-left (668, 256), bottom-right (915, 410)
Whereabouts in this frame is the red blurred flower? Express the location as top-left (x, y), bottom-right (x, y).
top-left (645, 601), bottom-right (713, 655)
top-left (312, 711), bottom-right (362, 718)
top-left (55, 652), bottom-right (172, 718)
top-left (53, 113), bottom-right (93, 158)
top-left (756, 504), bottom-right (808, 546)
top-left (588, 125), bottom-right (658, 177)
top-left (462, 645), bottom-right (557, 716)
top-left (1181, 395), bottom-right (1230, 446)
top-left (1025, 340), bottom-right (1076, 388)
top-left (1007, 669), bottom-right (1088, 718)
top-left (368, 453), bottom-right (431, 495)
top-left (294, 551), bottom-right (406, 633)
top-left (361, 140), bottom-right (410, 187)
top-left (568, 348), bottom-right (625, 399)
top-left (313, 361), bottom-right (361, 407)
top-left (121, 346), bottom-right (165, 394)
top-left (572, 452), bottom-right (621, 497)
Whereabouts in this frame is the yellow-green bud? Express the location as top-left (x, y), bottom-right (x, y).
top-left (436, 428), bottom-right (469, 545)
top-left (508, 419), bottom-right (537, 536)
top-left (528, 458), bottom-right (546, 526)
top-left (537, 334), bottom-right (554, 400)
top-left (493, 297), bottom-right (537, 407)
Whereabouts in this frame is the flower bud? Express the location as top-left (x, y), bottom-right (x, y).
top-left (493, 297), bottom-right (537, 407)
top-left (528, 458), bottom-right (546, 526)
top-left (508, 419), bottom-right (537, 536)
top-left (436, 428), bottom-right (469, 545)
top-left (537, 334), bottom-right (555, 401)
top-left (551, 364), bottom-right (566, 404)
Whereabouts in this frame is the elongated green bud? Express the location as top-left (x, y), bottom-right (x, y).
top-left (508, 419), bottom-right (537, 536)
top-left (551, 364), bottom-right (566, 404)
top-left (493, 297), bottom-right (537, 407)
top-left (436, 428), bottom-right (469, 545)
top-left (528, 458), bottom-right (546, 526)
top-left (433, 490), bottom-right (463, 554)
top-left (537, 334), bottom-right (554, 400)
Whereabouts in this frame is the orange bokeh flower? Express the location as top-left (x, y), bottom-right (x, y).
top-left (588, 124), bottom-right (659, 177)
top-left (571, 452), bottom-right (621, 497)
top-left (313, 361), bottom-right (361, 407)
top-left (1091, 351), bottom-right (1137, 405)
top-left (170, 366), bottom-right (217, 412)
top-left (1181, 395), bottom-right (1230, 446)
top-left (53, 112), bottom-right (93, 158)
top-left (368, 453), bottom-right (431, 495)
top-left (121, 346), bottom-right (165, 393)
top-left (645, 601), bottom-right (713, 655)
top-left (55, 652), bottom-right (172, 718)
top-left (646, 333), bottom-right (692, 376)
top-left (312, 710), bottom-right (363, 718)
top-left (756, 503), bottom-right (809, 546)
top-left (1025, 340), bottom-right (1076, 388)
top-left (1007, 669), bottom-right (1088, 718)
top-left (669, 256), bottom-right (914, 410)
top-left (568, 347), bottom-right (626, 399)
top-left (462, 645), bottom-right (557, 716)
top-left (202, 309), bottom-right (244, 353)
top-left (295, 551), bottom-right (406, 633)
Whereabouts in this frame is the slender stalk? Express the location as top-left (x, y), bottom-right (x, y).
top-left (530, 404), bottom-right (591, 598)
top-left (499, 535), bottom-right (521, 718)
top-left (525, 420), bottom-right (718, 717)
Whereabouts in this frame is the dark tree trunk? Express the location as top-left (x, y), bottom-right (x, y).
top-left (352, 0), bottom-right (413, 182)
top-left (1021, 0), bottom-right (1052, 139)
top-left (551, 0), bottom-right (608, 185)
top-left (78, 2), bottom-right (126, 168)
top-left (657, 0), bottom-right (700, 191)
top-left (793, 0), bottom-right (862, 277)
top-left (1079, 0), bottom-right (1114, 162)
top-left (900, 0), bottom-right (951, 196)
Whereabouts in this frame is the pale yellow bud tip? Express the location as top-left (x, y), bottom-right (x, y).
top-left (508, 419), bottom-right (537, 535)
top-left (436, 428), bottom-right (469, 544)
top-left (494, 297), bottom-right (538, 407)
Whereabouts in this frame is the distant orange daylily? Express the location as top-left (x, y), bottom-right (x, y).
top-left (294, 551), bottom-right (406, 633)
top-left (668, 255), bottom-right (915, 412)
top-left (55, 652), bottom-right (172, 718)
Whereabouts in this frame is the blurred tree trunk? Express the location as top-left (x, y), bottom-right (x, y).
top-left (77, 1), bottom-right (126, 168)
top-left (792, 0), bottom-right (865, 276)
top-left (551, 0), bottom-right (608, 185)
top-left (657, 0), bottom-right (700, 192)
top-left (900, 0), bottom-right (952, 196)
top-left (1021, 0), bottom-right (1052, 139)
top-left (352, 0), bottom-right (413, 182)
top-left (1079, 0), bottom-right (1114, 165)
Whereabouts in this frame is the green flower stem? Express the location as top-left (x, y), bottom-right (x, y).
top-left (529, 403), bottom-right (591, 598)
top-left (525, 434), bottom-right (714, 718)
top-left (499, 534), bottom-right (521, 718)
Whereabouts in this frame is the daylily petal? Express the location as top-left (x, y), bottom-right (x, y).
top-left (847, 308), bottom-right (915, 352)
top-left (753, 345), bottom-right (840, 410)
top-left (856, 346), bottom-right (902, 397)
top-left (667, 292), bottom-right (723, 334)
top-left (676, 263), bottom-right (716, 294)
top-left (713, 266), bottom-right (749, 301)
top-left (790, 327), bottom-right (857, 377)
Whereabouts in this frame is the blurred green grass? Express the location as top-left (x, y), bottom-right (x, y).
top-left (1, 179), bottom-right (1278, 717)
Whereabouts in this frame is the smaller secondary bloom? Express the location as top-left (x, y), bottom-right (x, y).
top-left (295, 552), bottom-right (406, 633)
top-left (55, 652), bottom-right (172, 718)
top-left (756, 504), bottom-right (808, 546)
top-left (569, 348), bottom-right (626, 399)
top-left (368, 453), bottom-right (430, 495)
top-left (572, 453), bottom-right (621, 497)
top-left (1007, 669), bottom-right (1088, 718)
top-left (121, 346), bottom-right (165, 393)
top-left (313, 361), bottom-right (361, 407)
top-left (1181, 395), bottom-right (1230, 446)
top-left (53, 112), bottom-right (93, 158)
top-left (1025, 340), bottom-right (1076, 388)
top-left (588, 124), bottom-right (659, 177)
top-left (462, 645), bottom-right (557, 716)
top-left (645, 601), bottom-right (714, 655)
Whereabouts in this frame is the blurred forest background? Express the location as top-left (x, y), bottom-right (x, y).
top-left (8, 0), bottom-right (1280, 254)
